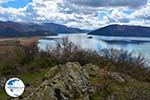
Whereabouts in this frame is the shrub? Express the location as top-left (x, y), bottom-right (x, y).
top-left (45, 38), bottom-right (150, 82)
top-left (0, 38), bottom-right (150, 82)
top-left (100, 49), bottom-right (150, 82)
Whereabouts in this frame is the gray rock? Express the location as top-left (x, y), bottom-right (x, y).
top-left (8, 62), bottom-right (150, 100)
top-left (14, 62), bottom-right (129, 100)
top-left (25, 62), bottom-right (96, 100)
top-left (106, 72), bottom-right (125, 83)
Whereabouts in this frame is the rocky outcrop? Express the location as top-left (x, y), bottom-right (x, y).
top-left (14, 62), bottom-right (150, 100)
top-left (26, 62), bottom-right (96, 100)
top-left (19, 62), bottom-right (127, 100)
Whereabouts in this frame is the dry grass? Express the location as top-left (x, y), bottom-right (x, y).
top-left (0, 37), bottom-right (39, 45)
top-left (0, 37), bottom-right (39, 53)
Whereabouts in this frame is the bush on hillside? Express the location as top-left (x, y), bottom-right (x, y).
top-left (0, 38), bottom-right (150, 82)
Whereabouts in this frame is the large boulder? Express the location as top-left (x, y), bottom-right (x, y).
top-left (26, 62), bottom-right (98, 100)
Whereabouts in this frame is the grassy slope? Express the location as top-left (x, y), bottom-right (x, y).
top-left (90, 74), bottom-right (150, 100)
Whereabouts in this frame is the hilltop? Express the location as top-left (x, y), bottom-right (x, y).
top-left (10, 62), bottom-right (150, 100)
top-left (89, 24), bottom-right (150, 37)
top-left (0, 21), bottom-right (86, 38)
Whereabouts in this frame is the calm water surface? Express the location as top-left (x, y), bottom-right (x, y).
top-left (38, 33), bottom-right (150, 64)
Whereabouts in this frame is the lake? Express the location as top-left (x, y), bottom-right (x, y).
top-left (38, 33), bottom-right (150, 64)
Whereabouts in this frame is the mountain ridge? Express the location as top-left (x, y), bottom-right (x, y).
top-left (0, 21), bottom-right (86, 38)
top-left (88, 24), bottom-right (150, 37)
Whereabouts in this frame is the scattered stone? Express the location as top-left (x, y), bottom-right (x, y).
top-left (106, 72), bottom-right (126, 83)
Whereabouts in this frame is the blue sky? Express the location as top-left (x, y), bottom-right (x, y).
top-left (0, 0), bottom-right (32, 8)
top-left (98, 9), bottom-right (136, 23)
top-left (0, 0), bottom-right (149, 29)
top-left (123, 10), bottom-right (134, 15)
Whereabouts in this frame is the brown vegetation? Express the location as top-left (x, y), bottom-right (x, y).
top-left (0, 38), bottom-right (150, 82)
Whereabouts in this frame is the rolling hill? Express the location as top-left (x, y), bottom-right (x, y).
top-left (88, 24), bottom-right (150, 37)
top-left (0, 21), bottom-right (86, 38)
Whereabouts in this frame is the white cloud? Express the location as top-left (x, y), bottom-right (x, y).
top-left (0, 0), bottom-right (150, 29)
top-left (66, 0), bottom-right (147, 8)
top-left (131, 7), bottom-right (150, 20)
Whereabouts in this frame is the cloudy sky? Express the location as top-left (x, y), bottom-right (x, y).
top-left (0, 0), bottom-right (150, 29)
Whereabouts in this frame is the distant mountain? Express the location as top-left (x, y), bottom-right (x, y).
top-left (0, 21), bottom-right (86, 38)
top-left (88, 24), bottom-right (150, 37)
top-left (40, 23), bottom-right (87, 33)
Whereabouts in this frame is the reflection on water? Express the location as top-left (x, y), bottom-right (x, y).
top-left (38, 33), bottom-right (150, 63)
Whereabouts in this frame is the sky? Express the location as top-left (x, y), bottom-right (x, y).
top-left (0, 0), bottom-right (150, 29)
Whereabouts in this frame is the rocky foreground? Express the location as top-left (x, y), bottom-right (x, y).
top-left (13, 62), bottom-right (150, 100)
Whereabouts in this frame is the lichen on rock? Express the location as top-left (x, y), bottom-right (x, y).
top-left (26, 62), bottom-right (96, 100)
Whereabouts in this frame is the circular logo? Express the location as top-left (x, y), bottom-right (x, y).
top-left (5, 78), bottom-right (25, 98)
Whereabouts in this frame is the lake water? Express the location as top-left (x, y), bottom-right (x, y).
top-left (38, 33), bottom-right (150, 64)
